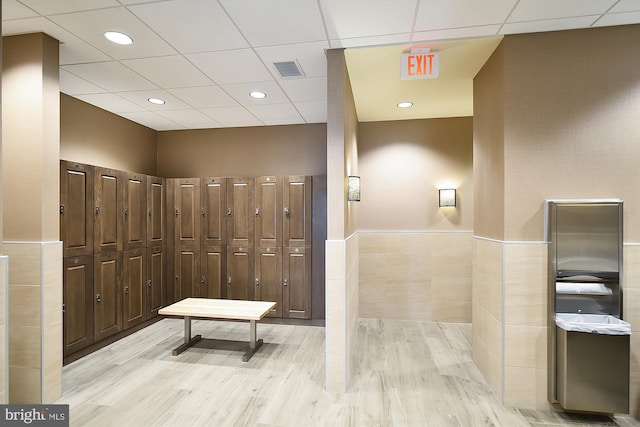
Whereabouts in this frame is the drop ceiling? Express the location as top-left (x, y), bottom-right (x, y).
top-left (3, 0), bottom-right (640, 131)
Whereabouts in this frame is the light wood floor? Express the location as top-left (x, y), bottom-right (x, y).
top-left (58, 318), bottom-right (640, 427)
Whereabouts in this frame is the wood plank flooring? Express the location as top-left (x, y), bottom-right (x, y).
top-left (57, 318), bottom-right (640, 427)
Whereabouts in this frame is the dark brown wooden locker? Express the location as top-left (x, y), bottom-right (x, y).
top-left (175, 246), bottom-right (201, 300)
top-left (60, 161), bottom-right (94, 258)
top-left (146, 176), bottom-right (166, 247)
top-left (202, 246), bottom-right (225, 299)
top-left (226, 246), bottom-right (254, 300)
top-left (227, 177), bottom-right (255, 246)
top-left (165, 179), bottom-right (176, 305)
top-left (201, 177), bottom-right (227, 246)
top-left (94, 252), bottom-right (122, 341)
top-left (255, 176), bottom-right (283, 248)
top-left (146, 246), bottom-right (166, 319)
top-left (283, 247), bottom-right (311, 319)
top-left (122, 249), bottom-right (146, 330)
top-left (283, 176), bottom-right (312, 247)
top-left (174, 178), bottom-right (201, 246)
top-left (255, 247), bottom-right (282, 317)
top-left (123, 173), bottom-right (147, 250)
top-left (63, 256), bottom-right (94, 356)
top-left (94, 167), bottom-right (123, 254)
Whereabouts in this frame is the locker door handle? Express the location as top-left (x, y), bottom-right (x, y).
top-left (201, 208), bottom-right (206, 217)
top-left (284, 207), bottom-right (290, 215)
top-left (283, 279), bottom-right (288, 286)
top-left (147, 279), bottom-right (152, 288)
top-left (148, 208), bottom-right (152, 216)
top-left (200, 276), bottom-right (205, 284)
top-left (96, 206), bottom-right (100, 214)
top-left (255, 208), bottom-right (259, 216)
top-left (175, 209), bottom-right (179, 217)
top-left (227, 208), bottom-right (232, 216)
top-left (124, 207), bottom-right (128, 215)
top-left (124, 286), bottom-right (129, 294)
top-left (60, 205), bottom-right (65, 214)
top-left (62, 303), bottom-right (65, 313)
top-left (227, 276), bottom-right (232, 284)
top-left (255, 278), bottom-right (259, 286)
top-left (95, 294), bottom-right (101, 303)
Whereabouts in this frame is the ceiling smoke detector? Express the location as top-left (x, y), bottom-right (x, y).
top-left (273, 60), bottom-right (305, 78)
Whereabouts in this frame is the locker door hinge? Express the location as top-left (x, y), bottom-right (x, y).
top-left (255, 278), bottom-right (259, 286)
top-left (227, 208), bottom-right (232, 216)
top-left (60, 204), bottom-right (64, 214)
top-left (148, 208), bottom-right (152, 216)
top-left (175, 209), bottom-right (179, 217)
top-left (283, 279), bottom-right (288, 287)
top-left (124, 207), bottom-right (128, 215)
top-left (227, 276), bottom-right (232, 284)
top-left (201, 208), bottom-right (205, 216)
top-left (124, 285), bottom-right (129, 294)
top-left (95, 294), bottom-right (101, 302)
top-left (200, 276), bottom-right (205, 284)
top-left (147, 279), bottom-right (152, 288)
top-left (284, 207), bottom-right (290, 216)
top-left (255, 208), bottom-right (259, 216)
top-left (96, 206), bottom-right (100, 214)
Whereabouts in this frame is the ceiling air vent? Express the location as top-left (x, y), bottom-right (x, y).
top-left (273, 60), bottom-right (305, 78)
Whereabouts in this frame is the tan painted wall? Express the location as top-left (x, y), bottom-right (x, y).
top-left (359, 118), bottom-right (473, 231)
top-left (157, 124), bottom-right (326, 178)
top-left (60, 94), bottom-right (157, 176)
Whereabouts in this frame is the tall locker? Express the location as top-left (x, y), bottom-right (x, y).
top-left (255, 176), bottom-right (282, 248)
top-left (63, 256), bottom-right (94, 356)
top-left (174, 178), bottom-right (201, 246)
top-left (94, 167), bottom-right (123, 254)
top-left (201, 177), bottom-right (226, 246)
top-left (283, 175), bottom-right (312, 247)
top-left (255, 247), bottom-right (282, 317)
top-left (123, 173), bottom-right (147, 250)
top-left (122, 249), bottom-right (146, 330)
top-left (202, 246), bottom-right (225, 299)
top-left (283, 247), bottom-right (311, 319)
top-left (165, 179), bottom-right (176, 305)
top-left (226, 246), bottom-right (254, 300)
top-left (146, 176), bottom-right (166, 247)
top-left (227, 177), bottom-right (255, 247)
top-left (175, 246), bottom-right (201, 300)
top-left (94, 252), bottom-right (122, 341)
top-left (60, 161), bottom-right (94, 258)
top-left (146, 246), bottom-right (166, 319)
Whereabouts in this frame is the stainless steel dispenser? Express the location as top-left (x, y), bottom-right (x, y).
top-left (547, 200), bottom-right (630, 414)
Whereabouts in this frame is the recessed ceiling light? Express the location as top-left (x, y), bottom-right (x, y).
top-left (397, 101), bottom-right (413, 108)
top-left (104, 31), bottom-right (133, 45)
top-left (148, 98), bottom-right (166, 105)
top-left (249, 91), bottom-right (267, 99)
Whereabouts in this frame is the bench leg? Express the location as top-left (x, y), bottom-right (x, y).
top-left (171, 316), bottom-right (201, 356)
top-left (242, 320), bottom-right (264, 362)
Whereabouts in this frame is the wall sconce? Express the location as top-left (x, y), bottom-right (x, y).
top-left (348, 176), bottom-right (361, 202)
top-left (439, 189), bottom-right (456, 207)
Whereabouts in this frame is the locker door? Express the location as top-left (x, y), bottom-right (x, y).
top-left (283, 247), bottom-right (311, 319)
top-left (283, 176), bottom-right (312, 247)
top-left (94, 167), bottom-right (123, 253)
top-left (63, 256), bottom-right (94, 356)
top-left (122, 249), bottom-right (146, 330)
top-left (227, 177), bottom-right (255, 247)
top-left (175, 246), bottom-right (201, 300)
top-left (60, 161), bottom-right (94, 257)
top-left (175, 178), bottom-right (201, 246)
top-left (255, 176), bottom-right (282, 248)
top-left (165, 179), bottom-right (176, 305)
top-left (202, 246), bottom-right (225, 299)
top-left (146, 246), bottom-right (166, 319)
top-left (147, 176), bottom-right (166, 247)
top-left (226, 246), bottom-right (254, 300)
top-left (94, 252), bottom-right (122, 341)
top-left (255, 247), bottom-right (282, 317)
top-left (123, 173), bottom-right (147, 250)
top-left (201, 177), bottom-right (226, 246)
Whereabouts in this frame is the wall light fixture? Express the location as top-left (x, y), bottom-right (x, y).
top-left (439, 188), bottom-right (456, 207)
top-left (348, 176), bottom-right (361, 202)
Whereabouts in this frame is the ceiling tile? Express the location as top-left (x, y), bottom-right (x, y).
top-left (155, 109), bottom-right (223, 129)
top-left (320, 0), bottom-right (416, 39)
top-left (508, 0), bottom-right (617, 22)
top-left (60, 69), bottom-right (108, 95)
top-left (16, 0), bottom-right (120, 15)
top-left (255, 41), bottom-right (329, 79)
top-left (2, 0), bottom-right (40, 20)
top-left (220, 81), bottom-right (289, 106)
top-left (49, 7), bottom-right (177, 60)
top-left (220, 0), bottom-right (326, 47)
top-left (294, 101), bottom-right (327, 123)
top-left (329, 33), bottom-right (411, 49)
top-left (246, 103), bottom-right (304, 125)
top-left (186, 49), bottom-right (273, 85)
top-left (413, 25), bottom-right (502, 42)
top-left (116, 90), bottom-right (192, 111)
top-left (62, 62), bottom-right (157, 92)
top-left (119, 111), bottom-right (185, 130)
top-left (280, 77), bottom-right (327, 103)
top-left (595, 10), bottom-right (640, 26)
top-left (500, 16), bottom-right (600, 35)
top-left (415, 0), bottom-right (517, 31)
top-left (168, 86), bottom-right (239, 109)
top-left (610, 0), bottom-right (640, 13)
top-left (121, 56), bottom-right (212, 88)
top-left (129, 0), bottom-right (248, 53)
top-left (201, 106), bottom-right (262, 127)
top-left (75, 93), bottom-right (146, 113)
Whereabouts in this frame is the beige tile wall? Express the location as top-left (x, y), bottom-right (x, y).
top-left (326, 239), bottom-right (346, 392)
top-left (0, 256), bottom-right (8, 404)
top-left (359, 231), bottom-right (472, 322)
top-left (623, 244), bottom-right (640, 418)
top-left (346, 233), bottom-right (359, 387)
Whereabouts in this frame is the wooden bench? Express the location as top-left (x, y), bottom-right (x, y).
top-left (159, 298), bottom-right (277, 362)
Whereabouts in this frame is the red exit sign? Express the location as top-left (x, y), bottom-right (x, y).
top-left (400, 52), bottom-right (439, 79)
